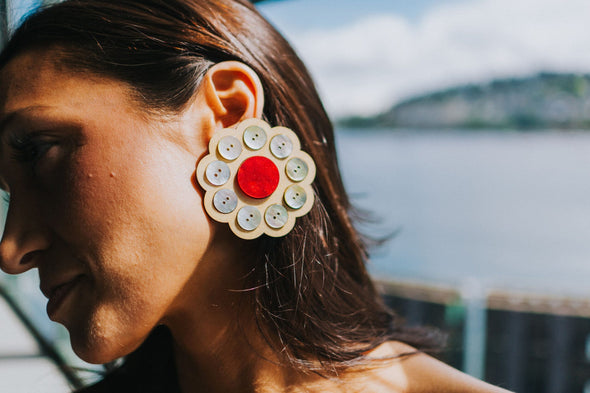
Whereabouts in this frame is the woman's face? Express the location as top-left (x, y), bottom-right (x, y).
top-left (0, 50), bottom-right (221, 363)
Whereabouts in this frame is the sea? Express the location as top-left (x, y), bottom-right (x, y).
top-left (335, 128), bottom-right (590, 297)
top-left (1, 127), bottom-right (590, 384)
top-left (2, 127), bottom-right (590, 322)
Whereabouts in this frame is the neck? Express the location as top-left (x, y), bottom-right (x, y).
top-left (165, 288), bottom-right (304, 393)
top-left (159, 231), bottom-right (366, 393)
top-left (170, 312), bottom-right (261, 393)
top-left (160, 231), bottom-right (289, 393)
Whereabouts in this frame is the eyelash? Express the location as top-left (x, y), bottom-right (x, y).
top-left (8, 133), bottom-right (57, 166)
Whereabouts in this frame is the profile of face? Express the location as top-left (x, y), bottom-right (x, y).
top-left (0, 49), bottom-right (262, 364)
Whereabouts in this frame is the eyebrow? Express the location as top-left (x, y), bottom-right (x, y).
top-left (0, 105), bottom-right (58, 163)
top-left (0, 105), bottom-right (55, 135)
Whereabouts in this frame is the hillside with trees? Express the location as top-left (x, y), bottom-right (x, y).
top-left (340, 73), bottom-right (590, 130)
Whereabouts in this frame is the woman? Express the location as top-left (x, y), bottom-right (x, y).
top-left (0, 0), bottom-right (510, 392)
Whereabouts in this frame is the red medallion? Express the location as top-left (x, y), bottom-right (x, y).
top-left (237, 156), bottom-right (280, 199)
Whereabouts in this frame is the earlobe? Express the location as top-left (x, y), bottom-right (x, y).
top-left (202, 61), bottom-right (264, 129)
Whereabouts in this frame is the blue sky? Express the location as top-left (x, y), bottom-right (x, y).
top-left (7, 0), bottom-right (40, 28)
top-left (8, 0), bottom-right (590, 117)
top-left (259, 0), bottom-right (590, 117)
top-left (258, 0), bottom-right (469, 28)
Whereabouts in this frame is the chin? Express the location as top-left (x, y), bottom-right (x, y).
top-left (72, 338), bottom-right (144, 365)
top-left (70, 337), bottom-right (127, 365)
top-left (67, 322), bottom-right (146, 365)
top-left (73, 346), bottom-right (122, 365)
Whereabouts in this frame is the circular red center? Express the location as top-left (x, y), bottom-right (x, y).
top-left (237, 156), bottom-right (280, 199)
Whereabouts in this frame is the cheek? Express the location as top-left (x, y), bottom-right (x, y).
top-left (66, 143), bottom-right (212, 283)
top-left (49, 138), bottom-right (209, 244)
top-left (51, 142), bottom-right (214, 361)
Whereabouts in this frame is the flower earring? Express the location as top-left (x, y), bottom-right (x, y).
top-left (196, 118), bottom-right (316, 239)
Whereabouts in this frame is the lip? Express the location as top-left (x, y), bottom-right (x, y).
top-left (44, 275), bottom-right (83, 319)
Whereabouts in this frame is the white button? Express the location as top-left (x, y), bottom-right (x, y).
top-left (284, 185), bottom-right (307, 209)
top-left (205, 161), bottom-right (231, 186)
top-left (264, 204), bottom-right (288, 229)
top-left (285, 158), bottom-right (308, 182)
top-left (213, 189), bottom-right (238, 214)
top-left (237, 206), bottom-right (261, 231)
top-left (243, 126), bottom-right (267, 150)
top-left (217, 136), bottom-right (242, 161)
top-left (270, 135), bottom-right (293, 159)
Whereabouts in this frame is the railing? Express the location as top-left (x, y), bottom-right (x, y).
top-left (1, 271), bottom-right (590, 392)
top-left (0, 272), bottom-right (102, 390)
top-left (378, 279), bottom-right (590, 393)
top-left (0, 279), bottom-right (84, 389)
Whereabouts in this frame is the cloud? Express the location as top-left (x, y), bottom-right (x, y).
top-left (281, 0), bottom-right (590, 117)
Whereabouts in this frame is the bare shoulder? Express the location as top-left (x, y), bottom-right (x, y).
top-left (347, 341), bottom-right (513, 393)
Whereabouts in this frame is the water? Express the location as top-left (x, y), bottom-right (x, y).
top-left (3, 129), bottom-right (589, 299)
top-left (336, 129), bottom-right (590, 296)
top-left (1, 127), bottom-right (589, 382)
top-left (3, 129), bottom-right (590, 311)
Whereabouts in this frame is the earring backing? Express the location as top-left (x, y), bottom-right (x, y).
top-left (196, 118), bottom-right (316, 239)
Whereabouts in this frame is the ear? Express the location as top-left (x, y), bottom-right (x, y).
top-left (201, 61), bottom-right (264, 129)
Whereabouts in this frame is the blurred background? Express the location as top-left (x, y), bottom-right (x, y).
top-left (1, 0), bottom-right (590, 392)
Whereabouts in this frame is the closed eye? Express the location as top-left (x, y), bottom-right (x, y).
top-left (8, 132), bottom-right (58, 167)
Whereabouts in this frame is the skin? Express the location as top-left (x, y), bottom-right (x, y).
top-left (0, 49), bottom-right (511, 393)
top-left (0, 50), bottom-right (221, 362)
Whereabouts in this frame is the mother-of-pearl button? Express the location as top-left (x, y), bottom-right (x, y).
top-left (217, 136), bottom-right (242, 161)
top-left (284, 185), bottom-right (307, 209)
top-left (213, 189), bottom-right (238, 214)
top-left (270, 135), bottom-right (293, 159)
top-left (243, 126), bottom-right (267, 150)
top-left (237, 206), bottom-right (261, 231)
top-left (205, 160), bottom-right (231, 186)
top-left (285, 158), bottom-right (308, 182)
top-left (264, 204), bottom-right (288, 229)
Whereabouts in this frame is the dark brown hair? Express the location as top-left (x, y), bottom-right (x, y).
top-left (0, 0), bottom-right (441, 390)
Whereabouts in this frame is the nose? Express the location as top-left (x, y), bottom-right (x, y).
top-left (0, 195), bottom-right (50, 275)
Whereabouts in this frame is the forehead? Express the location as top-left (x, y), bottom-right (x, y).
top-left (0, 50), bottom-right (72, 105)
top-left (0, 49), bottom-right (138, 119)
top-left (0, 50), bottom-right (53, 110)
